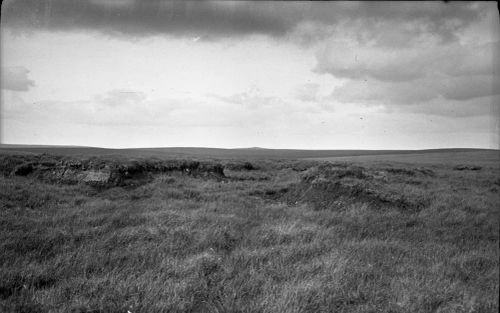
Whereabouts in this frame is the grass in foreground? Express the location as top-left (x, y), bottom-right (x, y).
top-left (0, 155), bottom-right (498, 313)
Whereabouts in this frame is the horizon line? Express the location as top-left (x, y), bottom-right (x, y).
top-left (0, 143), bottom-right (498, 152)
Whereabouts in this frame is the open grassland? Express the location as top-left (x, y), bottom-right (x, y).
top-left (0, 152), bottom-right (498, 312)
top-left (307, 150), bottom-right (500, 167)
top-left (0, 145), bottom-right (492, 160)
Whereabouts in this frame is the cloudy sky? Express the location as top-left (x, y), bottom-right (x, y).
top-left (1, 0), bottom-right (499, 149)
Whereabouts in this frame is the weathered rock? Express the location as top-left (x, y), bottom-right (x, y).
top-left (371, 171), bottom-right (388, 181)
top-left (82, 170), bottom-right (112, 186)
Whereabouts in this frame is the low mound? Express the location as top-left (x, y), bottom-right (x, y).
top-left (2, 154), bottom-right (226, 188)
top-left (283, 163), bottom-right (432, 212)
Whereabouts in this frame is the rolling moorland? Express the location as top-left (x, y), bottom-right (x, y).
top-left (0, 146), bottom-right (499, 312)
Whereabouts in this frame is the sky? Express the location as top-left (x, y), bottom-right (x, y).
top-left (1, 0), bottom-right (499, 149)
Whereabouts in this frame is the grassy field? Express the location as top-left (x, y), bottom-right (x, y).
top-left (308, 150), bottom-right (500, 167)
top-left (0, 151), bottom-right (498, 312)
top-left (0, 144), bottom-right (493, 160)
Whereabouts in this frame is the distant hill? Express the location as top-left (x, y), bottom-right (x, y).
top-left (0, 144), bottom-right (496, 160)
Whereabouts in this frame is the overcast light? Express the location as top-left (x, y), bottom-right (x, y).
top-left (1, 1), bottom-right (499, 149)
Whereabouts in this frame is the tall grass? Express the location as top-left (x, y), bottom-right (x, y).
top-left (0, 156), bottom-right (498, 312)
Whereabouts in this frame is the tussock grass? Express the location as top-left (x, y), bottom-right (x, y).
top-left (0, 155), bottom-right (498, 312)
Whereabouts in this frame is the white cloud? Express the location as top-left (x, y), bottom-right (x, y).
top-left (95, 89), bottom-right (146, 107)
top-left (316, 29), bottom-right (499, 114)
top-left (294, 83), bottom-right (320, 102)
top-left (315, 40), bottom-right (499, 82)
top-left (1, 66), bottom-right (35, 91)
top-left (330, 74), bottom-right (500, 107)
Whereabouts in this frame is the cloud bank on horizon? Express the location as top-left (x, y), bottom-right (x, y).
top-left (1, 0), bottom-right (499, 149)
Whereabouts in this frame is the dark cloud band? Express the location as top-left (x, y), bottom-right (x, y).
top-left (1, 0), bottom-right (488, 42)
